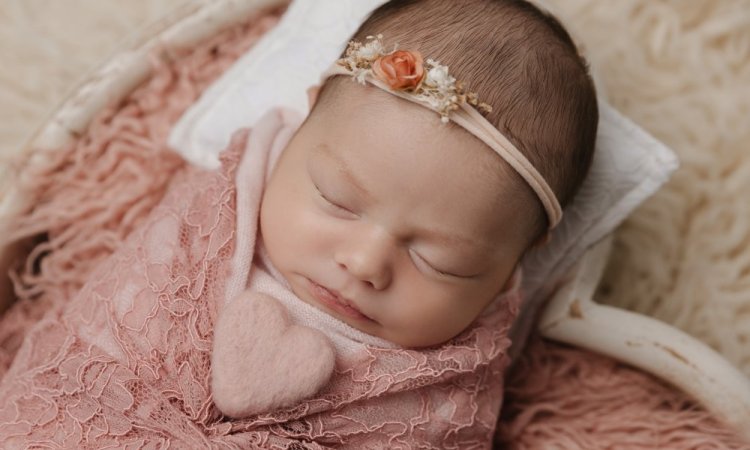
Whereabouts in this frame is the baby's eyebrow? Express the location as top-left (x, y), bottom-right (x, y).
top-left (313, 143), bottom-right (373, 203)
top-left (312, 142), bottom-right (495, 255)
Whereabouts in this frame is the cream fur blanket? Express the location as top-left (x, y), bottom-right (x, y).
top-left (1, 0), bottom-right (748, 377)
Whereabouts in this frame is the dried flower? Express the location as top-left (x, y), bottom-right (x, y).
top-left (425, 63), bottom-right (454, 93)
top-left (372, 50), bottom-right (425, 90)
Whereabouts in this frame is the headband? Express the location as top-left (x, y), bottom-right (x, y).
top-left (321, 35), bottom-right (562, 229)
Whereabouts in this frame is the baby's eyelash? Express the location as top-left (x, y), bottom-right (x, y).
top-left (432, 266), bottom-right (455, 277)
top-left (315, 185), bottom-right (353, 213)
top-left (435, 267), bottom-right (475, 279)
top-left (410, 249), bottom-right (474, 280)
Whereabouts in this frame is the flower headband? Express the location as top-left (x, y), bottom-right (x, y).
top-left (321, 35), bottom-right (563, 230)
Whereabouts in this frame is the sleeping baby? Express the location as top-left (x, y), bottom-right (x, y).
top-left (0, 0), bottom-right (597, 448)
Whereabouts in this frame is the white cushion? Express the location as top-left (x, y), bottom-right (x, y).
top-left (168, 0), bottom-right (678, 307)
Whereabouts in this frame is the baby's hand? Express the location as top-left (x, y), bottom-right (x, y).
top-left (211, 291), bottom-right (335, 418)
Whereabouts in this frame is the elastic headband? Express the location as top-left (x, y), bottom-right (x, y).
top-left (321, 35), bottom-right (562, 229)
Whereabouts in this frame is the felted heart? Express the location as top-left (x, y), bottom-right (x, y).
top-left (211, 291), bottom-right (336, 418)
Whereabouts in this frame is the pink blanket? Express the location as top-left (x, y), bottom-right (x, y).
top-left (1, 9), bottom-right (746, 449)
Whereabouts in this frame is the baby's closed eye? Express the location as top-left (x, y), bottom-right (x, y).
top-left (310, 171), bottom-right (484, 282)
top-left (409, 248), bottom-right (480, 280)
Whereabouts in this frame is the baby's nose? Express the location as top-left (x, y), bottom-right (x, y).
top-left (334, 225), bottom-right (395, 290)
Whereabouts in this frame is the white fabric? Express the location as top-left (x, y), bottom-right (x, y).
top-left (168, 0), bottom-right (679, 311)
top-left (169, 0), bottom-right (386, 169)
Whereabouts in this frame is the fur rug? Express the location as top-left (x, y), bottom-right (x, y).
top-left (1, 0), bottom-right (749, 380)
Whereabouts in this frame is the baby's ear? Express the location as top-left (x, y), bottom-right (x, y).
top-left (307, 85), bottom-right (321, 111)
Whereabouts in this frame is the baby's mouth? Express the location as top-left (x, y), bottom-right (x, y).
top-left (307, 279), bottom-right (375, 323)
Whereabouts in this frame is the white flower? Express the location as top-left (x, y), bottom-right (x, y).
top-left (358, 40), bottom-right (385, 61)
top-left (354, 69), bottom-right (374, 85)
top-left (426, 64), bottom-right (455, 93)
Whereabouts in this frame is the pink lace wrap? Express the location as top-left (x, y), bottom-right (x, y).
top-left (0, 107), bottom-right (521, 448)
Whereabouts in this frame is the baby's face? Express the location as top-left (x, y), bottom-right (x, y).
top-left (260, 84), bottom-right (531, 348)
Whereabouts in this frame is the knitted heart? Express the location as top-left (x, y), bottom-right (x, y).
top-left (211, 291), bottom-right (336, 418)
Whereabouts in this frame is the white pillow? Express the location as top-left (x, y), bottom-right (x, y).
top-left (168, 0), bottom-right (678, 308)
top-left (169, 0), bottom-right (387, 169)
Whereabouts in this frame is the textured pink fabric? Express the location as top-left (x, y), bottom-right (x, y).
top-left (495, 336), bottom-right (749, 449)
top-left (0, 108), bottom-right (520, 448)
top-left (0, 8), bottom-right (285, 377)
top-left (0, 6), bottom-right (746, 449)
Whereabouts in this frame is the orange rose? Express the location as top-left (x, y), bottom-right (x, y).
top-left (372, 50), bottom-right (425, 90)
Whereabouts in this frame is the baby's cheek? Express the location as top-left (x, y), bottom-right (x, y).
top-left (387, 284), bottom-right (470, 347)
top-left (260, 190), bottom-right (301, 260)
top-left (296, 207), bottom-right (337, 246)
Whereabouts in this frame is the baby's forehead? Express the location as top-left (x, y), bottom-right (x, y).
top-left (324, 80), bottom-right (524, 179)
top-left (306, 85), bottom-right (529, 243)
top-left (316, 78), bottom-right (442, 128)
top-left (315, 80), bottom-right (521, 192)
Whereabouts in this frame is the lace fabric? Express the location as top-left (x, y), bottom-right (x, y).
top-left (0, 7), bottom-right (285, 380)
top-left (0, 113), bottom-right (520, 448)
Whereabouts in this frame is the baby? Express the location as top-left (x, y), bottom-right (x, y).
top-left (214, 0), bottom-right (597, 444)
top-left (0, 0), bottom-right (597, 448)
top-left (260, 0), bottom-right (597, 349)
